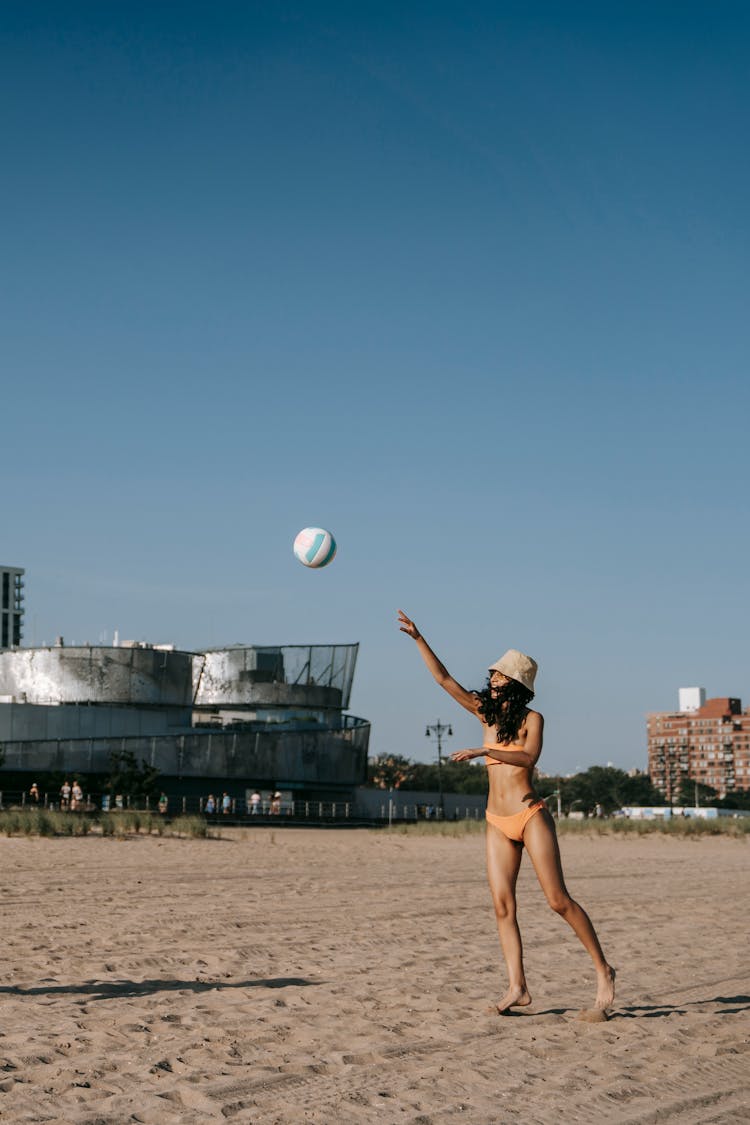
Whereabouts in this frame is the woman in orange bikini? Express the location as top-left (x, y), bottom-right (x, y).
top-left (398, 610), bottom-right (615, 1014)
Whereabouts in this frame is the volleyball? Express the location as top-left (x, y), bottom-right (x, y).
top-left (293, 527), bottom-right (337, 569)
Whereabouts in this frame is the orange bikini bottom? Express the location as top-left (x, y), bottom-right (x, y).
top-left (486, 801), bottom-right (546, 843)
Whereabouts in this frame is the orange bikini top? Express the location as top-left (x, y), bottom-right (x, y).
top-left (485, 744), bottom-right (525, 765)
top-left (485, 713), bottom-right (530, 765)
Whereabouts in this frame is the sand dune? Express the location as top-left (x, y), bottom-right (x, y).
top-left (1, 828), bottom-right (748, 1123)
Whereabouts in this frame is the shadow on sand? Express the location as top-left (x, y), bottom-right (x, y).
top-left (0, 976), bottom-right (321, 1002)
top-left (490, 994), bottom-right (750, 1020)
top-left (618, 994), bottom-right (750, 1018)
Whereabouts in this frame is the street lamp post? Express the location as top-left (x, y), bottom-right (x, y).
top-left (425, 719), bottom-right (452, 819)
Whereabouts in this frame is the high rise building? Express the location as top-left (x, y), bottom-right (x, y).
top-left (0, 565), bottom-right (24, 649)
top-left (647, 691), bottom-right (750, 800)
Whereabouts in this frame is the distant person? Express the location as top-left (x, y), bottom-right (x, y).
top-left (60, 780), bottom-right (71, 810)
top-left (271, 791), bottom-right (282, 815)
top-left (29, 782), bottom-right (40, 804)
top-left (398, 609), bottom-right (615, 1014)
top-left (158, 792), bottom-right (168, 815)
top-left (249, 790), bottom-right (261, 815)
top-left (205, 794), bottom-right (216, 815)
top-left (222, 792), bottom-right (231, 815)
top-left (71, 780), bottom-right (83, 811)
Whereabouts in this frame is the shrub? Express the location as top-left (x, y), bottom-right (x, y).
top-left (168, 815), bottom-right (209, 838)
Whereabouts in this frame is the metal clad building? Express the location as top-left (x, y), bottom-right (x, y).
top-left (0, 641), bottom-right (369, 797)
top-left (193, 644), bottom-right (358, 715)
top-left (0, 724), bottom-right (369, 786)
top-left (0, 565), bottom-right (24, 649)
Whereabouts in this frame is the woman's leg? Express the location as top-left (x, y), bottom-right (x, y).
top-left (523, 810), bottom-right (616, 1009)
top-left (485, 823), bottom-right (530, 1012)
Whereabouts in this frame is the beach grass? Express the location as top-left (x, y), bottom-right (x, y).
top-left (167, 815), bottom-right (212, 838)
top-left (1, 807), bottom-right (746, 838)
top-left (384, 818), bottom-right (486, 837)
top-left (0, 808), bottom-right (214, 839)
top-left (383, 815), bottom-right (750, 838)
top-left (556, 814), bottom-right (750, 837)
top-left (1, 808), bottom-right (93, 837)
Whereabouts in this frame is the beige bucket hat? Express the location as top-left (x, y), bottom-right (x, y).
top-left (489, 649), bottom-right (538, 693)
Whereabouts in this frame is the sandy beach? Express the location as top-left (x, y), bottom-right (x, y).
top-left (1, 827), bottom-right (748, 1124)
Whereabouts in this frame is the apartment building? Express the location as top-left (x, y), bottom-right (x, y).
top-left (647, 689), bottom-right (750, 800)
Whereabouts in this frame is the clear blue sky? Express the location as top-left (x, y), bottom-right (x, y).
top-left (3, 2), bottom-right (749, 774)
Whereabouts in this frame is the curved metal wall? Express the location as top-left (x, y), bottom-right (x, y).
top-left (0, 647), bottom-right (194, 707)
top-left (193, 645), bottom-right (358, 709)
top-left (0, 721), bottom-right (370, 787)
top-left (0, 702), bottom-right (191, 741)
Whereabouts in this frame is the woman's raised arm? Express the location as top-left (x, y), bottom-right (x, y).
top-left (397, 610), bottom-right (481, 716)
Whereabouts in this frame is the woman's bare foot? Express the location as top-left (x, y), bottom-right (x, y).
top-left (595, 965), bottom-right (616, 1010)
top-left (493, 985), bottom-right (532, 1014)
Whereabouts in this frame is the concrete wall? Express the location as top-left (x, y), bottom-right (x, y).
top-left (0, 647), bottom-right (194, 706)
top-left (194, 682), bottom-right (344, 711)
top-left (0, 703), bottom-right (191, 741)
top-left (0, 723), bottom-right (370, 787)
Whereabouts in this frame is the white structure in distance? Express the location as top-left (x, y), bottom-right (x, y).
top-left (678, 687), bottom-right (706, 713)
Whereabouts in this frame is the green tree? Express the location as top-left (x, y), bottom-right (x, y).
top-left (404, 761), bottom-right (438, 790)
top-left (619, 770), bottom-right (665, 807)
top-left (560, 770), bottom-right (597, 814)
top-left (534, 773), bottom-right (564, 804)
top-left (676, 778), bottom-right (718, 806)
top-left (541, 767), bottom-right (663, 816)
top-left (408, 759), bottom-right (488, 795)
top-left (105, 750), bottom-right (161, 803)
top-left (365, 757), bottom-right (672, 812)
top-left (367, 754), bottom-right (412, 789)
top-left (717, 788), bottom-right (750, 810)
top-left (440, 760), bottom-right (488, 795)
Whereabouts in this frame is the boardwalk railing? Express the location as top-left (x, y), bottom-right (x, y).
top-left (0, 790), bottom-right (484, 823)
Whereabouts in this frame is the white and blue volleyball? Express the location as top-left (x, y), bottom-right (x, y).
top-left (293, 527), bottom-right (337, 569)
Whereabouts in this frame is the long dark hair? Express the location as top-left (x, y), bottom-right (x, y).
top-left (475, 677), bottom-right (534, 744)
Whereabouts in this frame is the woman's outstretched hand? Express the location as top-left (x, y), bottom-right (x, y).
top-left (397, 611), bottom-right (479, 716)
top-left (450, 748), bottom-right (485, 763)
top-left (397, 609), bottom-right (420, 639)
